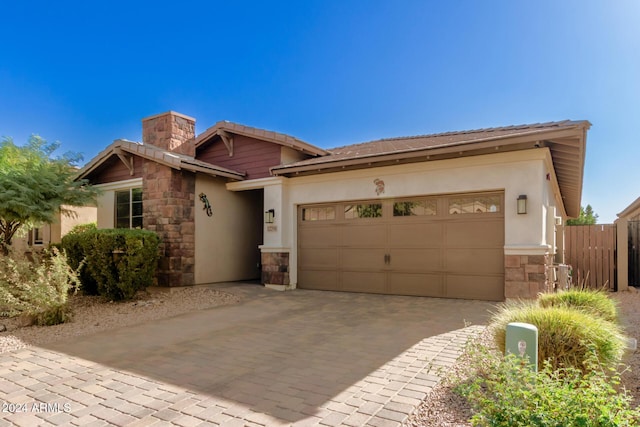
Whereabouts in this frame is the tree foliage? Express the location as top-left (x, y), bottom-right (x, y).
top-left (0, 135), bottom-right (97, 252)
top-left (566, 204), bottom-right (598, 225)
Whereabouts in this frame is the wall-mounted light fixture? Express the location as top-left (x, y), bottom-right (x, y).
top-left (264, 209), bottom-right (275, 224)
top-left (517, 195), bottom-right (527, 215)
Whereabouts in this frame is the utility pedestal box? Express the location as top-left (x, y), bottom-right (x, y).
top-left (506, 322), bottom-right (538, 372)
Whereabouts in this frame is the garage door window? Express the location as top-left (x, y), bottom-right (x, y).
top-left (345, 203), bottom-right (382, 219)
top-left (393, 200), bottom-right (437, 216)
top-left (302, 206), bottom-right (336, 221)
top-left (449, 195), bottom-right (501, 214)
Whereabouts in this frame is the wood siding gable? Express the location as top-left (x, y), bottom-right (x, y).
top-left (87, 154), bottom-right (144, 184)
top-left (196, 134), bottom-right (283, 180)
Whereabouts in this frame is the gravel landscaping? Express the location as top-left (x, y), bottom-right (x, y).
top-left (1, 285), bottom-right (638, 426)
top-left (0, 285), bottom-right (240, 354)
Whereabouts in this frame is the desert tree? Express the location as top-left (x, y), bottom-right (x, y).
top-left (0, 135), bottom-right (97, 254)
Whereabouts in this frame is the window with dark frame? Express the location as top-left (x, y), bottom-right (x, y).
top-left (115, 188), bottom-right (143, 229)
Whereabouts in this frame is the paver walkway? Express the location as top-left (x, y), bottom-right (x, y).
top-left (0, 284), bottom-right (494, 426)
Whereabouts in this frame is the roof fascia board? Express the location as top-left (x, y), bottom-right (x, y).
top-left (180, 160), bottom-right (245, 180)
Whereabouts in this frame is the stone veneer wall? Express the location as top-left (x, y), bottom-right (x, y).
top-left (261, 252), bottom-right (290, 286)
top-left (504, 254), bottom-right (554, 299)
top-left (141, 111), bottom-right (196, 287)
top-left (143, 160), bottom-right (196, 287)
top-left (142, 111), bottom-right (196, 157)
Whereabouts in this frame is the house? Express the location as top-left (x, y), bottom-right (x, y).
top-left (10, 206), bottom-right (97, 253)
top-left (615, 197), bottom-right (640, 290)
top-left (77, 111), bottom-right (590, 301)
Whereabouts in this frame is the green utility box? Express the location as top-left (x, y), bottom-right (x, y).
top-left (506, 322), bottom-right (538, 372)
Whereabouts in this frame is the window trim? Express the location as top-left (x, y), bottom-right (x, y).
top-left (115, 187), bottom-right (143, 229)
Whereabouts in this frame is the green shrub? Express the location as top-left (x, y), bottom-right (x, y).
top-left (67, 222), bottom-right (97, 235)
top-left (62, 228), bottom-right (160, 301)
top-left (61, 226), bottom-right (99, 295)
top-left (0, 248), bottom-right (79, 325)
top-left (538, 289), bottom-right (619, 323)
top-left (455, 346), bottom-right (640, 426)
top-left (490, 302), bottom-right (627, 370)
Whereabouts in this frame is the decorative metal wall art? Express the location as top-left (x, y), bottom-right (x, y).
top-left (199, 193), bottom-right (213, 217)
top-left (373, 178), bottom-right (385, 195)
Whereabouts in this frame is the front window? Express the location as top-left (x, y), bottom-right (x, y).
top-left (115, 188), bottom-right (143, 229)
top-left (29, 227), bottom-right (44, 246)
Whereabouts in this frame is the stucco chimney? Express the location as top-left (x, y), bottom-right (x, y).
top-left (142, 111), bottom-right (196, 156)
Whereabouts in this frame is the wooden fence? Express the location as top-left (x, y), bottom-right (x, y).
top-left (564, 224), bottom-right (616, 290)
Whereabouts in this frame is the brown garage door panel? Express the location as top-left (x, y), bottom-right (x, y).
top-left (445, 274), bottom-right (504, 301)
top-left (388, 273), bottom-right (445, 297)
top-left (341, 224), bottom-right (386, 247)
top-left (389, 248), bottom-right (443, 271)
top-left (299, 270), bottom-right (339, 291)
top-left (388, 223), bottom-right (443, 247)
top-left (445, 220), bottom-right (504, 247)
top-left (299, 248), bottom-right (338, 269)
top-left (446, 248), bottom-right (504, 274)
top-left (341, 271), bottom-right (386, 293)
top-left (341, 248), bottom-right (387, 270)
top-left (299, 226), bottom-right (338, 248)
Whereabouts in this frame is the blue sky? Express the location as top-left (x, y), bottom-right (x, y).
top-left (1, 1), bottom-right (638, 222)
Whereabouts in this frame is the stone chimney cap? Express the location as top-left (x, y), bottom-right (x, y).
top-left (142, 111), bottom-right (197, 123)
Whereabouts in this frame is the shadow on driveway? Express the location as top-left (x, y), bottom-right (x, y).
top-left (43, 284), bottom-right (494, 423)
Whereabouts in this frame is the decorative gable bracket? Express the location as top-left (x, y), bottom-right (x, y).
top-left (217, 130), bottom-right (234, 157)
top-left (113, 148), bottom-right (135, 176)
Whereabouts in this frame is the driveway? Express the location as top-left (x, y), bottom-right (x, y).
top-left (0, 283), bottom-right (494, 426)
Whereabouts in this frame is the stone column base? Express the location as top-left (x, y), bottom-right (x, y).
top-left (261, 251), bottom-right (290, 290)
top-left (505, 254), bottom-right (553, 299)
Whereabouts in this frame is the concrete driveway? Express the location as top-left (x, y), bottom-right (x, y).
top-left (0, 283), bottom-right (494, 427)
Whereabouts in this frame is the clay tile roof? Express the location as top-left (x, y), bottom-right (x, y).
top-left (77, 139), bottom-right (245, 181)
top-left (274, 120), bottom-right (585, 169)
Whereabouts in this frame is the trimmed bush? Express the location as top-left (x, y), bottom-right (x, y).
top-left (0, 248), bottom-right (79, 325)
top-left (538, 289), bottom-right (619, 323)
top-left (63, 228), bottom-right (160, 301)
top-left (62, 223), bottom-right (99, 295)
top-left (455, 346), bottom-right (640, 426)
top-left (490, 302), bottom-right (627, 370)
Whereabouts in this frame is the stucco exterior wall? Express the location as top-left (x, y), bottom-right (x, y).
top-left (59, 205), bottom-right (97, 236)
top-left (10, 205), bottom-right (97, 252)
top-left (195, 175), bottom-right (262, 284)
top-left (260, 149), bottom-right (558, 288)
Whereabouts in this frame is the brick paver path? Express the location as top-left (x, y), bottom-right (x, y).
top-left (0, 284), bottom-right (493, 426)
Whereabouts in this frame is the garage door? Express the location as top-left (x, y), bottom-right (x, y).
top-left (297, 192), bottom-right (504, 301)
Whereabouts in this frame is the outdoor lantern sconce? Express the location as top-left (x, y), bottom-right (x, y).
top-left (517, 195), bottom-right (527, 215)
top-left (264, 209), bottom-right (275, 224)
